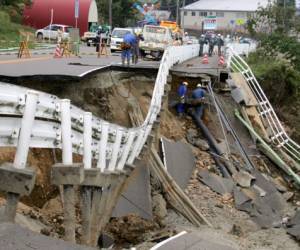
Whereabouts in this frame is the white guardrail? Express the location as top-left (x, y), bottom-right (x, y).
top-left (226, 47), bottom-right (300, 162)
top-left (0, 44), bottom-right (199, 171)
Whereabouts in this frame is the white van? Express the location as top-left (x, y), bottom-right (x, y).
top-left (110, 28), bottom-right (134, 52)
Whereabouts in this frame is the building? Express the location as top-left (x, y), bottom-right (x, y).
top-left (181, 0), bottom-right (269, 32)
top-left (23, 0), bottom-right (98, 36)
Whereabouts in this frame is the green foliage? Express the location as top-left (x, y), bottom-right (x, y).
top-left (248, 0), bottom-right (297, 35)
top-left (96, 0), bottom-right (138, 27)
top-left (247, 50), bottom-right (300, 104)
top-left (0, 10), bottom-right (33, 48)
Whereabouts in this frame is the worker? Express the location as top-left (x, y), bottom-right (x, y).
top-left (216, 34), bottom-right (224, 56)
top-left (177, 81), bottom-right (188, 116)
top-left (183, 32), bottom-right (190, 44)
top-left (199, 34), bottom-right (207, 56)
top-left (132, 32), bottom-right (144, 64)
top-left (208, 34), bottom-right (216, 57)
top-left (191, 83), bottom-right (206, 119)
top-left (121, 32), bottom-right (136, 66)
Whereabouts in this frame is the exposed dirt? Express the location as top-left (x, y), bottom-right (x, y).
top-left (0, 71), bottom-right (299, 250)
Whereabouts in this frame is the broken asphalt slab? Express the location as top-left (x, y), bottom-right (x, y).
top-left (0, 223), bottom-right (96, 250)
top-left (151, 231), bottom-right (239, 250)
top-left (286, 210), bottom-right (300, 241)
top-left (161, 138), bottom-right (196, 189)
top-left (198, 169), bottom-right (234, 195)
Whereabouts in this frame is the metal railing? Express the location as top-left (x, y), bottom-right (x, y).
top-left (226, 47), bottom-right (300, 162)
top-left (0, 44), bottom-right (199, 172)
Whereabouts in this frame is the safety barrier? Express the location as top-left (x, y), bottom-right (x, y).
top-left (0, 44), bottom-right (199, 170)
top-left (226, 47), bottom-right (300, 163)
top-left (0, 44), bottom-right (199, 244)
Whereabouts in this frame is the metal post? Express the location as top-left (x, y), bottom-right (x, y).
top-left (176, 0), bottom-right (180, 25)
top-left (60, 99), bottom-right (76, 243)
top-left (60, 99), bottom-right (73, 165)
top-left (80, 112), bottom-right (93, 245)
top-left (97, 122), bottom-right (109, 171)
top-left (4, 91), bottom-right (38, 222)
top-left (182, 0), bottom-right (186, 30)
top-left (109, 0), bottom-right (112, 28)
top-left (14, 91), bottom-right (39, 169)
top-left (83, 112), bottom-right (92, 169)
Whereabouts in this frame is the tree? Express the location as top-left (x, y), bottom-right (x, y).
top-left (248, 0), bottom-right (297, 35)
top-left (96, 0), bottom-right (138, 27)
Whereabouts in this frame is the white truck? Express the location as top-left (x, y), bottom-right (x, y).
top-left (110, 28), bottom-right (135, 52)
top-left (139, 25), bottom-right (173, 60)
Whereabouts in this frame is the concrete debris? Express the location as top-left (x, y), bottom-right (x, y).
top-left (151, 231), bottom-right (239, 250)
top-left (271, 176), bottom-right (288, 193)
top-left (161, 138), bottom-right (196, 189)
top-left (283, 192), bottom-right (294, 201)
top-left (286, 210), bottom-right (300, 241)
top-left (113, 161), bottom-right (152, 220)
top-left (198, 169), bottom-right (234, 195)
top-left (232, 171), bottom-right (255, 188)
top-left (0, 223), bottom-right (96, 250)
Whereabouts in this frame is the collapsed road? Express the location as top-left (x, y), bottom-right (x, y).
top-left (0, 43), bottom-right (299, 250)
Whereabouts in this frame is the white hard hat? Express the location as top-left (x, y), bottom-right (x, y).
top-left (183, 82), bottom-right (188, 85)
top-left (197, 83), bottom-right (202, 88)
top-left (218, 34), bottom-right (221, 36)
top-left (201, 34), bottom-right (205, 37)
top-left (185, 32), bottom-right (188, 35)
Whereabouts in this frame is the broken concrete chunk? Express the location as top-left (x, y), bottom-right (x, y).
top-left (271, 177), bottom-right (288, 193)
top-left (194, 139), bottom-right (210, 151)
top-left (232, 171), bottom-right (255, 188)
top-left (198, 169), bottom-right (234, 195)
top-left (282, 192), bottom-right (294, 201)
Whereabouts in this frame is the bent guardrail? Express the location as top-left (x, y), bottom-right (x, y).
top-left (226, 47), bottom-right (300, 163)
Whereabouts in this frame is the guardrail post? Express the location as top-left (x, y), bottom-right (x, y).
top-left (51, 99), bottom-right (83, 243)
top-left (0, 91), bottom-right (38, 223)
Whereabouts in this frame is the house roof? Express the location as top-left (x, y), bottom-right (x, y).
top-left (182, 0), bottom-right (269, 12)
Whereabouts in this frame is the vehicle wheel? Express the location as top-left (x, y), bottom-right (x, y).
top-left (87, 42), bottom-right (91, 46)
top-left (111, 49), bottom-right (116, 53)
top-left (37, 33), bottom-right (43, 41)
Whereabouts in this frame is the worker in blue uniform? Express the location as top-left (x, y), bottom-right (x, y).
top-left (177, 81), bottom-right (188, 116)
top-left (192, 83), bottom-right (206, 119)
top-left (121, 32), bottom-right (136, 66)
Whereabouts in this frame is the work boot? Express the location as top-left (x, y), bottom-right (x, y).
top-left (122, 58), bottom-right (125, 66)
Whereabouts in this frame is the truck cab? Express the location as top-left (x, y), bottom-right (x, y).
top-left (139, 25), bottom-right (173, 60)
top-left (110, 28), bottom-right (134, 52)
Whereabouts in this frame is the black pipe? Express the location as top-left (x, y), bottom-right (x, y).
top-left (190, 111), bottom-right (236, 176)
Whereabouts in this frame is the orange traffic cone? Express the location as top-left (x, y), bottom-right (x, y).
top-left (53, 43), bottom-right (62, 58)
top-left (202, 54), bottom-right (209, 64)
top-left (218, 55), bottom-right (225, 66)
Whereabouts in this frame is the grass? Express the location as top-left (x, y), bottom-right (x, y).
top-left (0, 10), bottom-right (34, 49)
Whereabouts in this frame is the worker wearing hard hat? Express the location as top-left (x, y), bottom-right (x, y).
top-left (191, 83), bottom-right (207, 119)
top-left (216, 34), bottom-right (224, 56)
top-left (177, 81), bottom-right (188, 116)
top-left (198, 34), bottom-right (207, 56)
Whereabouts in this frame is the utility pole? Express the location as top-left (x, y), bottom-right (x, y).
top-left (182, 0), bottom-right (186, 30)
top-left (109, 0), bottom-right (112, 28)
top-left (176, 0), bottom-right (180, 25)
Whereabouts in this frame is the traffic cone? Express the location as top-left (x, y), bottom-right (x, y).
top-left (218, 55), bottom-right (225, 66)
top-left (53, 43), bottom-right (62, 58)
top-left (202, 54), bottom-right (209, 64)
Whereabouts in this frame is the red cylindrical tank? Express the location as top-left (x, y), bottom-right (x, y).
top-left (23, 0), bottom-right (97, 36)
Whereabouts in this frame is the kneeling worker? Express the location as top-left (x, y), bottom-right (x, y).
top-left (191, 83), bottom-right (206, 119)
